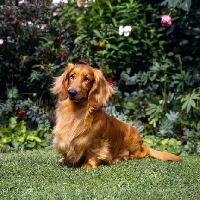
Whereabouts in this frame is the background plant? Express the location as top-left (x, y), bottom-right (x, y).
top-left (0, 117), bottom-right (52, 152)
top-left (0, 88), bottom-right (52, 152)
top-left (121, 57), bottom-right (200, 155)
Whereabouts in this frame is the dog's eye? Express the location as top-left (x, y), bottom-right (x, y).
top-left (83, 76), bottom-right (90, 82)
top-left (70, 74), bottom-right (75, 79)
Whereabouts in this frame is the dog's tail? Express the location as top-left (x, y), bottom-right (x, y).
top-left (145, 146), bottom-right (182, 162)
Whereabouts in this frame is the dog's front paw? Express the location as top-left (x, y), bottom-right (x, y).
top-left (58, 157), bottom-right (66, 164)
top-left (81, 163), bottom-right (98, 169)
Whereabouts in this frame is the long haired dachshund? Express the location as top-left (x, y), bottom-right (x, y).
top-left (51, 63), bottom-right (182, 168)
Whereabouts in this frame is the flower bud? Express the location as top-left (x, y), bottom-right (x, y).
top-left (161, 15), bottom-right (172, 27)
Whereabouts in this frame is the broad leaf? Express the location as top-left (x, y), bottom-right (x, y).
top-left (166, 25), bottom-right (175, 35)
top-left (168, 0), bottom-right (179, 7)
top-left (181, 0), bottom-right (191, 12)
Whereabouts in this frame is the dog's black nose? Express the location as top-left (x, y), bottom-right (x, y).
top-left (68, 88), bottom-right (77, 97)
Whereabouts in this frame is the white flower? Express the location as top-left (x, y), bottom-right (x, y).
top-left (28, 21), bottom-right (33, 27)
top-left (53, 12), bottom-right (58, 16)
top-left (37, 24), bottom-right (47, 29)
top-left (19, 0), bottom-right (25, 5)
top-left (124, 26), bottom-right (132, 32)
top-left (0, 39), bottom-right (4, 45)
top-left (123, 26), bottom-right (132, 36)
top-left (119, 26), bottom-right (124, 35)
top-left (52, 0), bottom-right (68, 5)
top-left (119, 25), bottom-right (132, 37)
top-left (7, 36), bottom-right (14, 43)
top-left (52, 0), bottom-right (61, 3)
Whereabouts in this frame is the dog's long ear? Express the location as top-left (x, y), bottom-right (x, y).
top-left (51, 63), bottom-right (74, 101)
top-left (88, 68), bottom-right (115, 108)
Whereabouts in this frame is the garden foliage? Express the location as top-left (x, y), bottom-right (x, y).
top-left (0, 0), bottom-right (199, 154)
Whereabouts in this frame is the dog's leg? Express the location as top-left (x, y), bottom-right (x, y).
top-left (58, 157), bottom-right (66, 164)
top-left (81, 144), bottom-right (112, 168)
top-left (81, 151), bottom-right (112, 168)
top-left (81, 139), bottom-right (112, 168)
top-left (111, 150), bottom-right (130, 163)
top-left (129, 146), bottom-right (149, 159)
top-left (81, 156), bottom-right (101, 169)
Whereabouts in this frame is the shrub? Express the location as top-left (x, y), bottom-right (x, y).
top-left (0, 89), bottom-right (52, 152)
top-left (0, 117), bottom-right (52, 152)
top-left (121, 58), bottom-right (200, 154)
top-left (0, 0), bottom-right (74, 101)
top-left (63, 0), bottom-right (163, 76)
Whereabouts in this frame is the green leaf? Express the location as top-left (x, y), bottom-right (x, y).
top-left (93, 29), bottom-right (101, 38)
top-left (143, 138), bottom-right (154, 145)
top-left (9, 117), bottom-right (17, 130)
top-left (146, 109), bottom-right (156, 116)
top-left (161, 138), bottom-right (169, 146)
top-left (168, 0), bottom-right (179, 7)
top-left (112, 18), bottom-right (117, 27)
top-left (18, 135), bottom-right (25, 143)
top-left (160, 0), bottom-right (168, 6)
top-left (121, 74), bottom-right (130, 81)
top-left (179, 39), bottom-right (188, 46)
top-left (149, 118), bottom-right (157, 127)
top-left (12, 140), bottom-right (19, 149)
top-left (182, 100), bottom-right (190, 112)
top-left (27, 135), bottom-right (42, 143)
top-left (166, 25), bottom-right (175, 35)
top-left (165, 111), bottom-right (179, 122)
top-left (181, 0), bottom-right (191, 12)
top-left (167, 52), bottom-right (174, 56)
top-left (32, 64), bottom-right (41, 68)
top-left (168, 138), bottom-right (178, 146)
top-left (34, 137), bottom-right (42, 143)
top-left (105, 0), bottom-right (113, 11)
top-left (74, 36), bottom-right (86, 43)
top-left (190, 99), bottom-right (196, 108)
top-left (2, 144), bottom-right (11, 151)
top-left (126, 68), bottom-right (131, 74)
top-left (181, 93), bottom-right (200, 113)
top-left (19, 120), bottom-right (26, 133)
top-left (1, 137), bottom-right (11, 144)
top-left (26, 141), bottom-right (36, 148)
top-left (7, 88), bottom-right (18, 99)
top-left (26, 135), bottom-right (35, 141)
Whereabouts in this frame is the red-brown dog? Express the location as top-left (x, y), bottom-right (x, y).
top-left (51, 63), bottom-right (182, 168)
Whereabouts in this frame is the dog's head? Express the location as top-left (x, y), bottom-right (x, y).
top-left (51, 63), bottom-right (115, 107)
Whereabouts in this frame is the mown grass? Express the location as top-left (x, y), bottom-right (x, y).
top-left (0, 150), bottom-right (199, 200)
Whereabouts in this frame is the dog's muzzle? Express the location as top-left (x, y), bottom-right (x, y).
top-left (68, 88), bottom-right (77, 98)
top-left (68, 88), bottom-right (84, 102)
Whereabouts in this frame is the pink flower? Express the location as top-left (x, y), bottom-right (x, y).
top-left (161, 15), bottom-right (172, 27)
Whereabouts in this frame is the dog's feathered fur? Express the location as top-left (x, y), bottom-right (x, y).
top-left (51, 63), bottom-right (182, 168)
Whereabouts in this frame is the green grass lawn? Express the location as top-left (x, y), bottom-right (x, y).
top-left (0, 150), bottom-right (199, 200)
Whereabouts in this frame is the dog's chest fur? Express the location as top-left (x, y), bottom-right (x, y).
top-left (52, 100), bottom-right (99, 163)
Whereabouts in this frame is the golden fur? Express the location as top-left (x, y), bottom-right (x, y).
top-left (51, 63), bottom-right (182, 168)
